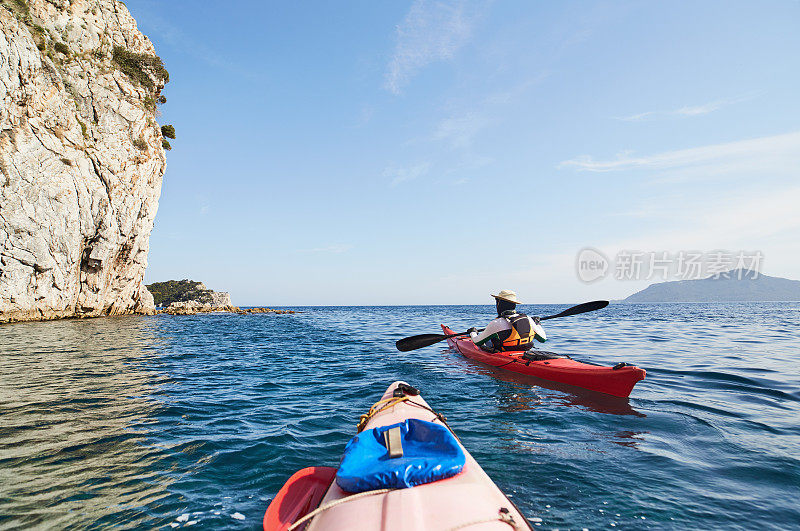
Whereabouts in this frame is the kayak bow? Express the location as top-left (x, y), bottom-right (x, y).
top-left (263, 381), bottom-right (530, 530)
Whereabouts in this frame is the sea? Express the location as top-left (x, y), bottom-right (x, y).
top-left (1, 303), bottom-right (798, 530)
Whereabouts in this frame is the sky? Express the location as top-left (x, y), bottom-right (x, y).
top-left (131, 0), bottom-right (800, 306)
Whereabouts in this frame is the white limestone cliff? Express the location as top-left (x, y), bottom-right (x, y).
top-left (0, 0), bottom-right (167, 323)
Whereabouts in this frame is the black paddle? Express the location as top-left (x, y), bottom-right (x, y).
top-left (395, 300), bottom-right (609, 352)
top-left (539, 300), bottom-right (609, 320)
top-left (395, 331), bottom-right (472, 352)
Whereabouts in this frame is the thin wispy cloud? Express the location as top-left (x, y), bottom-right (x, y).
top-left (384, 0), bottom-right (477, 94)
top-left (296, 244), bottom-right (353, 254)
top-left (506, 185), bottom-right (800, 301)
top-left (559, 131), bottom-right (800, 174)
top-left (433, 111), bottom-right (488, 149)
top-left (555, 132), bottom-right (800, 289)
top-left (196, 195), bottom-right (210, 215)
top-left (616, 95), bottom-right (752, 122)
top-left (618, 187), bottom-right (800, 250)
top-left (429, 76), bottom-right (546, 151)
top-left (356, 105), bottom-right (375, 127)
top-left (383, 163), bottom-right (431, 186)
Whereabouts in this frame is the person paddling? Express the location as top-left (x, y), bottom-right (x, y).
top-left (468, 290), bottom-right (546, 352)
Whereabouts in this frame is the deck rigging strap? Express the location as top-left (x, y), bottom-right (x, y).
top-left (356, 396), bottom-right (411, 432)
top-left (356, 393), bottom-right (461, 443)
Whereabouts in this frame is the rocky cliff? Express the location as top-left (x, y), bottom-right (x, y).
top-left (0, 0), bottom-right (167, 323)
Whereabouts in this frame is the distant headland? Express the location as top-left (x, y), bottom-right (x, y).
top-left (622, 269), bottom-right (800, 303)
top-left (146, 279), bottom-right (295, 315)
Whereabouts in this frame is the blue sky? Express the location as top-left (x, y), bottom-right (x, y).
top-left (133, 0), bottom-right (800, 305)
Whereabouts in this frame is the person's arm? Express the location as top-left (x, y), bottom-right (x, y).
top-left (531, 316), bottom-right (547, 342)
top-left (470, 318), bottom-right (506, 346)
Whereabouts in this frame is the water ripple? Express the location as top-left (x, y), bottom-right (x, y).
top-left (1, 303), bottom-right (799, 529)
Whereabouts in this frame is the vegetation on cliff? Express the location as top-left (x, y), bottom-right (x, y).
top-left (146, 280), bottom-right (217, 307)
top-left (160, 124), bottom-right (175, 139)
top-left (160, 124), bottom-right (175, 150)
top-left (112, 45), bottom-right (169, 91)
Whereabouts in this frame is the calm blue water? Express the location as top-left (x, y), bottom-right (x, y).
top-left (1, 303), bottom-right (799, 529)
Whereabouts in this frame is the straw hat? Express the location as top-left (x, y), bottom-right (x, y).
top-left (492, 289), bottom-right (521, 304)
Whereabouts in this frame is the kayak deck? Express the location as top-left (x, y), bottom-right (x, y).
top-left (442, 325), bottom-right (645, 398)
top-left (265, 382), bottom-right (530, 531)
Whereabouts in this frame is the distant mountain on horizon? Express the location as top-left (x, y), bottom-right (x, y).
top-left (622, 269), bottom-right (800, 303)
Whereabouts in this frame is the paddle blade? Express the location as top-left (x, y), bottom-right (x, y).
top-left (396, 333), bottom-right (448, 352)
top-left (540, 300), bottom-right (609, 320)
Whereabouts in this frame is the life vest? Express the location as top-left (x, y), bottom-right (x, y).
top-left (497, 312), bottom-right (537, 351)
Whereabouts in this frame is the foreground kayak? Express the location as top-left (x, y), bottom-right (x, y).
top-left (442, 325), bottom-right (645, 398)
top-left (263, 381), bottom-right (530, 530)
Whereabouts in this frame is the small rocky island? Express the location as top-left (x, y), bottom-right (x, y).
top-left (146, 279), bottom-right (294, 315)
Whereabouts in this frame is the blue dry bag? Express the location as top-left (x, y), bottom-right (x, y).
top-left (335, 418), bottom-right (465, 493)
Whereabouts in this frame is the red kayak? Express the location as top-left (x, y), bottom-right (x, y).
top-left (442, 325), bottom-right (645, 398)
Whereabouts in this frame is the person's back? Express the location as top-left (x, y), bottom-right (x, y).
top-left (469, 290), bottom-right (546, 352)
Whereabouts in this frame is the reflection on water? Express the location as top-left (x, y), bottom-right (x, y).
top-left (0, 317), bottom-right (168, 528)
top-left (609, 430), bottom-right (648, 448)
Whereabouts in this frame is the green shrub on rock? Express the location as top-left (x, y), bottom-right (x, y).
top-left (112, 46), bottom-right (169, 91)
top-left (146, 280), bottom-right (215, 307)
top-left (54, 41), bottom-right (69, 56)
top-left (31, 24), bottom-right (46, 50)
top-left (161, 124), bottom-right (175, 139)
